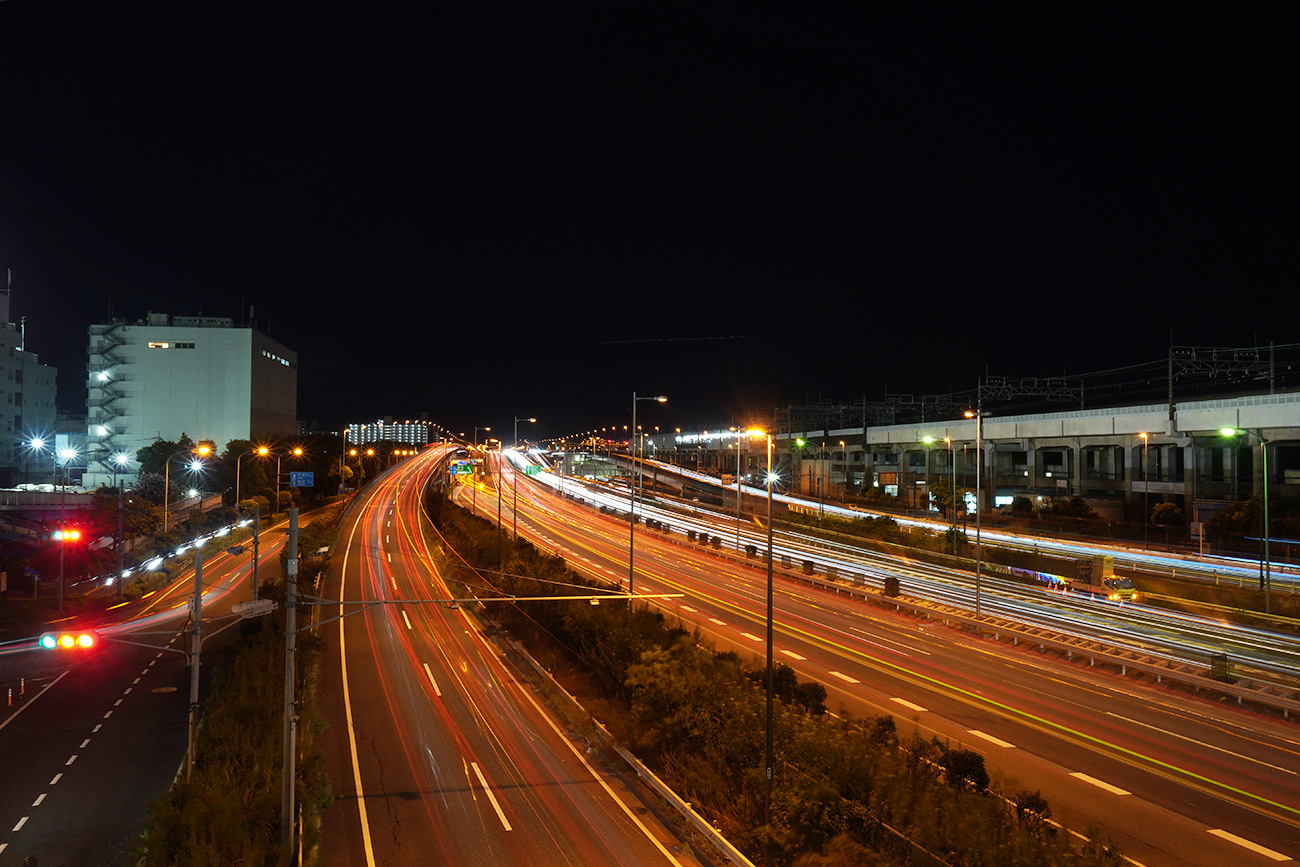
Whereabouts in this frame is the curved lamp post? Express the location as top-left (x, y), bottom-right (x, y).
top-left (1221, 427), bottom-right (1270, 613)
top-left (237, 445), bottom-right (271, 505)
top-left (512, 417), bottom-right (536, 540)
top-left (628, 395), bottom-right (665, 599)
top-left (164, 444), bottom-right (211, 531)
top-left (745, 428), bottom-right (776, 851)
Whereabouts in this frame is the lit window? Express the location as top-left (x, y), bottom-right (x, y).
top-left (148, 342), bottom-right (171, 349)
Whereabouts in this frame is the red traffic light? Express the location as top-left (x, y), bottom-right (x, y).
top-left (38, 630), bottom-right (99, 650)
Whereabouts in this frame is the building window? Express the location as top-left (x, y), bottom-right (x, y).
top-left (148, 342), bottom-right (171, 349)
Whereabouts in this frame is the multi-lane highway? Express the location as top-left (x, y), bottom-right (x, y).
top-left (476, 451), bottom-right (1300, 866)
top-left (315, 447), bottom-right (705, 867)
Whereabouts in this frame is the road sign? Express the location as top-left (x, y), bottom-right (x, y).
top-left (289, 472), bottom-right (314, 488)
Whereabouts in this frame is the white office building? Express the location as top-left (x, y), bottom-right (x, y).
top-left (0, 284), bottom-right (59, 486)
top-left (85, 313), bottom-right (297, 488)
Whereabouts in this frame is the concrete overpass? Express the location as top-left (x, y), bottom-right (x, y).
top-left (641, 389), bottom-right (1300, 525)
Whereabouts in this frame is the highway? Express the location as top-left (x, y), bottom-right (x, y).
top-left (478, 453), bottom-right (1300, 866)
top-left (0, 525), bottom-right (284, 865)
top-left (315, 447), bottom-right (705, 867)
top-left (521, 457), bottom-right (1300, 688)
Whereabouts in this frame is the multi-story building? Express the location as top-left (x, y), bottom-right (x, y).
top-left (0, 283), bottom-right (59, 487)
top-left (84, 313), bottom-right (297, 488)
top-left (346, 417), bottom-right (433, 449)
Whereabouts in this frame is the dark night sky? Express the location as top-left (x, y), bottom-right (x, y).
top-left (2, 4), bottom-right (1296, 442)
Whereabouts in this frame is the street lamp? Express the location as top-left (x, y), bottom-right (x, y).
top-left (1138, 433), bottom-right (1150, 551)
top-left (964, 407), bottom-right (987, 617)
top-left (163, 444), bottom-right (210, 531)
top-left (512, 417), bottom-right (536, 539)
top-left (237, 445), bottom-right (271, 505)
top-left (838, 440), bottom-right (846, 498)
top-left (1221, 427), bottom-right (1271, 613)
top-left (745, 428), bottom-right (776, 849)
top-left (628, 395), bottom-right (666, 599)
top-left (275, 447), bottom-right (305, 514)
top-left (945, 437), bottom-right (957, 552)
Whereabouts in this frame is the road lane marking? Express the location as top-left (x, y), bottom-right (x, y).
top-left (65, 755), bottom-right (77, 766)
top-left (12, 817), bottom-right (27, 832)
top-left (1070, 772), bottom-right (1129, 795)
top-left (1206, 829), bottom-right (1290, 861)
top-left (32, 794), bottom-right (45, 807)
top-left (402, 610), bottom-right (413, 630)
top-left (1106, 711), bottom-right (1297, 776)
top-left (49, 774), bottom-right (61, 785)
top-left (423, 663), bottom-right (442, 697)
top-left (470, 761), bottom-right (513, 831)
top-left (967, 729), bottom-right (1015, 749)
top-left (740, 632), bottom-right (762, 641)
top-left (339, 526), bottom-right (379, 867)
top-left (80, 739), bottom-right (91, 749)
top-left (828, 671), bottom-right (860, 684)
top-left (891, 698), bottom-right (928, 713)
top-left (780, 650), bottom-right (807, 661)
top-left (680, 605), bottom-right (697, 612)
top-left (708, 617), bottom-right (726, 625)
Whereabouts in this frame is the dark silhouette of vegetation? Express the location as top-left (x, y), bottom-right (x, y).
top-left (137, 502), bottom-right (345, 865)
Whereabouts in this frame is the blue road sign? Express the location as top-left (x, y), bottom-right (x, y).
top-left (289, 471), bottom-right (315, 488)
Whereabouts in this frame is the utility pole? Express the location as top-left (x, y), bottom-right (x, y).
top-left (282, 509), bottom-right (299, 855)
top-left (187, 548), bottom-right (204, 781)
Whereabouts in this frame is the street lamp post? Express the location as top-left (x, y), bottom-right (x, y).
top-left (274, 447), bottom-right (305, 514)
top-left (472, 427), bottom-right (490, 516)
top-left (628, 395), bottom-right (666, 599)
top-left (945, 437), bottom-right (957, 553)
top-left (735, 430), bottom-right (744, 550)
top-left (237, 446), bottom-right (271, 505)
top-left (1139, 433), bottom-right (1149, 550)
top-left (1222, 427), bottom-right (1271, 613)
top-left (964, 406), bottom-right (986, 617)
top-left (512, 417), bottom-right (536, 540)
top-left (164, 444), bottom-right (211, 531)
top-left (745, 429), bottom-right (776, 857)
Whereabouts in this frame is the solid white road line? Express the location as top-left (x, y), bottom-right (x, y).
top-left (470, 761), bottom-right (513, 831)
top-left (966, 729), bottom-right (1015, 749)
top-left (1069, 772), bottom-right (1130, 796)
top-left (340, 521), bottom-right (379, 867)
top-left (1206, 829), bottom-right (1290, 861)
top-left (422, 663), bottom-right (443, 697)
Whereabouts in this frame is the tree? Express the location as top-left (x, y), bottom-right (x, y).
top-left (928, 477), bottom-right (972, 520)
top-left (1150, 502), bottom-right (1185, 527)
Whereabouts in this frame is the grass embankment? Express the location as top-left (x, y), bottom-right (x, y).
top-left (425, 491), bottom-right (1125, 867)
top-left (136, 503), bottom-right (343, 866)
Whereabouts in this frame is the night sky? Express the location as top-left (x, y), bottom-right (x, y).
top-left (2, 4), bottom-right (1296, 442)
